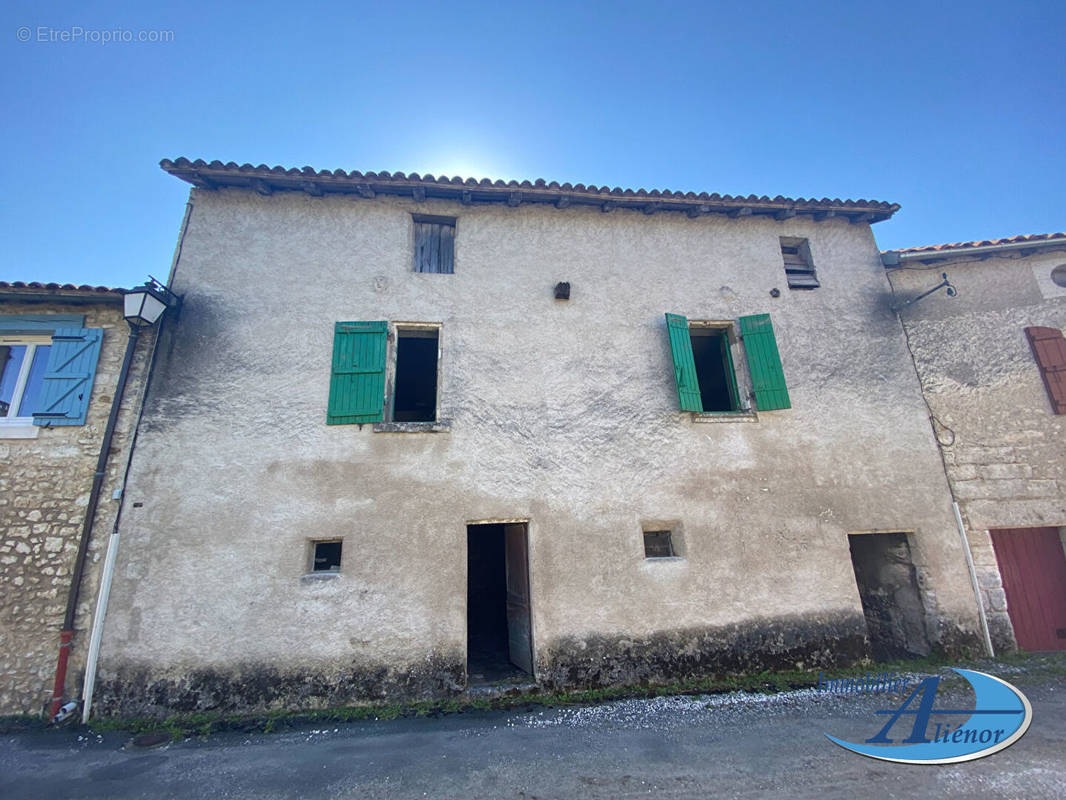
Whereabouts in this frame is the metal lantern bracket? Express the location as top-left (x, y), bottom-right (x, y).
top-left (892, 272), bottom-right (957, 313)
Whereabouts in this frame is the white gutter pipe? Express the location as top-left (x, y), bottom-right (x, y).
top-left (889, 238), bottom-right (1066, 264)
top-left (953, 501), bottom-right (995, 658)
top-left (80, 530), bottom-right (120, 723)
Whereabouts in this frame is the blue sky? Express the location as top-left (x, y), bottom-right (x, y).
top-left (2, 0), bottom-right (1063, 288)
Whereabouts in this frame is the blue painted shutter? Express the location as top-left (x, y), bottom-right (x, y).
top-left (665, 313), bottom-right (703, 412)
top-left (738, 313), bottom-right (791, 411)
top-left (32, 328), bottom-right (103, 426)
top-left (327, 321), bottom-right (388, 424)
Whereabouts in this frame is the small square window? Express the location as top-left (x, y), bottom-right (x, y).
top-left (413, 215), bottom-right (455, 274)
top-left (780, 237), bottom-right (819, 289)
top-left (311, 540), bottom-right (342, 572)
top-left (643, 530), bottom-right (675, 559)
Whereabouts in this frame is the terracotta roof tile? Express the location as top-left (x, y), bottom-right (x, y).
top-left (161, 158), bottom-right (900, 223)
top-left (887, 232), bottom-right (1066, 255)
top-left (0, 281), bottom-right (120, 294)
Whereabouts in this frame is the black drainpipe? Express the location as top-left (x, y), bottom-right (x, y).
top-left (48, 322), bottom-right (142, 719)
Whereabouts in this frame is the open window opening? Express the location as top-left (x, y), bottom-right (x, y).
top-left (689, 327), bottom-right (740, 412)
top-left (666, 312), bottom-right (790, 414)
top-left (643, 530), bottom-right (675, 558)
top-left (311, 539), bottom-right (342, 572)
top-left (466, 522), bottom-right (532, 685)
top-left (847, 533), bottom-right (930, 661)
top-left (0, 338), bottom-right (51, 420)
top-left (392, 328), bottom-right (438, 422)
top-left (781, 237), bottom-right (819, 289)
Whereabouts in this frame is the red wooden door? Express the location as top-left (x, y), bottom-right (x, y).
top-left (990, 527), bottom-right (1066, 651)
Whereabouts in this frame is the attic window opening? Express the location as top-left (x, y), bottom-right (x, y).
top-left (643, 530), bottom-right (675, 559)
top-left (393, 328), bottom-right (439, 422)
top-left (781, 238), bottom-right (819, 289)
top-left (312, 540), bottom-right (342, 572)
top-left (1051, 264), bottom-right (1066, 288)
top-left (413, 215), bottom-right (455, 274)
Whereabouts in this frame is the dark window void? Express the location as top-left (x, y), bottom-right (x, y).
top-left (690, 329), bottom-right (737, 412)
top-left (643, 530), bottom-right (675, 558)
top-left (848, 533), bottom-right (930, 661)
top-left (312, 540), bottom-right (342, 572)
top-left (467, 524), bottom-right (513, 682)
top-left (393, 329), bottom-right (438, 422)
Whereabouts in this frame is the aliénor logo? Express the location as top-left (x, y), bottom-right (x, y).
top-left (825, 669), bottom-right (1032, 764)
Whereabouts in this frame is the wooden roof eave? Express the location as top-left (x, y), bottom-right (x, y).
top-left (167, 166), bottom-right (898, 224)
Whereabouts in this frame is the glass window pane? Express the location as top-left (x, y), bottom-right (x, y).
top-left (17, 345), bottom-right (51, 417)
top-left (0, 345), bottom-right (27, 418)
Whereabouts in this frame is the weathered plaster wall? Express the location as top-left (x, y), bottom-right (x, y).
top-left (0, 300), bottom-right (154, 714)
top-left (96, 189), bottom-right (980, 714)
top-left (889, 250), bottom-right (1066, 649)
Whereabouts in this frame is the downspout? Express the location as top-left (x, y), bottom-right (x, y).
top-left (79, 198), bottom-right (193, 723)
top-left (953, 501), bottom-right (995, 657)
top-left (48, 323), bottom-right (142, 720)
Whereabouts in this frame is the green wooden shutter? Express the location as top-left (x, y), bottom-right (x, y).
top-left (327, 321), bottom-right (388, 424)
top-left (32, 328), bottom-right (103, 426)
top-left (739, 313), bottom-right (791, 411)
top-left (665, 313), bottom-right (703, 412)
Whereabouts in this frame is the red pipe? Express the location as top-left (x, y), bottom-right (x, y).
top-left (48, 629), bottom-right (74, 719)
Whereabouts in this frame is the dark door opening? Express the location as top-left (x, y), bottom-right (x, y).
top-left (393, 329), bottom-right (438, 422)
top-left (467, 522), bottom-right (532, 684)
top-left (848, 533), bottom-right (931, 661)
top-left (990, 527), bottom-right (1066, 651)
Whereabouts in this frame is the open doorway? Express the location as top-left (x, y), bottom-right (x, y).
top-left (466, 522), bottom-right (533, 684)
top-left (847, 532), bottom-right (931, 661)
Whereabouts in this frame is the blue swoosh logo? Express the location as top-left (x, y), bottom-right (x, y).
top-left (825, 669), bottom-right (1032, 764)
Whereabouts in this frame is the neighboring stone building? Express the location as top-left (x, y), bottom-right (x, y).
top-left (0, 283), bottom-right (155, 715)
top-left (884, 234), bottom-right (1066, 653)
top-left (88, 158), bottom-right (987, 716)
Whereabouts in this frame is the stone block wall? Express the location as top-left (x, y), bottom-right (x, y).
top-left (889, 248), bottom-right (1066, 653)
top-left (0, 298), bottom-right (155, 715)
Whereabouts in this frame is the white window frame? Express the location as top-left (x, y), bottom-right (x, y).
top-left (0, 333), bottom-right (51, 439)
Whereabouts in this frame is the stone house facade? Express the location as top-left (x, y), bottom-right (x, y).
top-left (884, 234), bottom-right (1066, 653)
top-left (87, 159), bottom-right (988, 716)
top-left (0, 284), bottom-right (155, 715)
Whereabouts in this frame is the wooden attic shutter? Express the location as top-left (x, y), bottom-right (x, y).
top-left (1025, 326), bottom-right (1066, 414)
top-left (665, 313), bottom-right (703, 412)
top-left (413, 217), bottom-right (455, 274)
top-left (327, 321), bottom-right (388, 424)
top-left (781, 240), bottom-right (819, 289)
top-left (738, 314), bottom-right (791, 411)
top-left (32, 327), bottom-right (103, 426)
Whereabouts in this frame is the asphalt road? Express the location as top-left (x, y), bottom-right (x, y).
top-left (2, 670), bottom-right (1063, 799)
